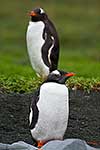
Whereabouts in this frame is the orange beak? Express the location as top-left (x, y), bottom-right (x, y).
top-left (29, 11), bottom-right (37, 16)
top-left (65, 72), bottom-right (76, 77)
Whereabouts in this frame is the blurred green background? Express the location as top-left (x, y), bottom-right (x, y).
top-left (0, 0), bottom-right (100, 92)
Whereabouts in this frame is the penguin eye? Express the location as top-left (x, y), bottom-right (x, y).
top-left (54, 74), bottom-right (60, 78)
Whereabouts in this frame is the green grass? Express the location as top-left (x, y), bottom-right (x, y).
top-left (0, 49), bottom-right (100, 93)
top-left (0, 0), bottom-right (100, 92)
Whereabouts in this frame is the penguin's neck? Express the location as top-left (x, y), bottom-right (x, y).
top-left (40, 82), bottom-right (68, 96)
top-left (28, 21), bottom-right (44, 30)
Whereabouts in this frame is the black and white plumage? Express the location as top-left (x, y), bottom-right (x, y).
top-left (29, 70), bottom-right (75, 147)
top-left (26, 8), bottom-right (59, 79)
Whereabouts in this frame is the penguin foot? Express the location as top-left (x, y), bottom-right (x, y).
top-left (37, 140), bottom-right (46, 148)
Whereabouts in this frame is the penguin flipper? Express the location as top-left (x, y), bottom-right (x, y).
top-left (42, 20), bottom-right (59, 72)
top-left (48, 20), bottom-right (59, 72)
top-left (49, 45), bottom-right (59, 72)
top-left (29, 88), bottom-right (40, 130)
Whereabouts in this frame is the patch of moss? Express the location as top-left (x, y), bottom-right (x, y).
top-left (68, 77), bottom-right (100, 92)
top-left (0, 75), bottom-right (100, 93)
top-left (0, 75), bottom-right (42, 93)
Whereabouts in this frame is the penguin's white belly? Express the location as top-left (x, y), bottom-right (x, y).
top-left (26, 21), bottom-right (49, 78)
top-left (31, 82), bottom-right (69, 141)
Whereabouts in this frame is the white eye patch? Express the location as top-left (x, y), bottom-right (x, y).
top-left (40, 8), bottom-right (45, 14)
top-left (52, 70), bottom-right (60, 76)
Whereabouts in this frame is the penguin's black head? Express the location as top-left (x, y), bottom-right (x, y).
top-left (29, 8), bottom-right (47, 22)
top-left (45, 70), bottom-right (75, 84)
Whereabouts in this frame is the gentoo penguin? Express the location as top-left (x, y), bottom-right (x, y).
top-left (29, 70), bottom-right (75, 148)
top-left (26, 8), bottom-right (59, 79)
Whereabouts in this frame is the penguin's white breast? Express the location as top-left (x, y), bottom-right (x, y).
top-left (38, 82), bottom-right (69, 118)
top-left (26, 21), bottom-right (49, 76)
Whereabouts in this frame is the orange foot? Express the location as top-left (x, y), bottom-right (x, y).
top-left (37, 140), bottom-right (47, 149)
top-left (87, 141), bottom-right (99, 146)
